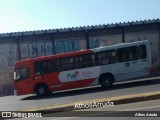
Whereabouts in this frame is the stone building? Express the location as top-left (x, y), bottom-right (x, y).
top-left (0, 18), bottom-right (160, 96)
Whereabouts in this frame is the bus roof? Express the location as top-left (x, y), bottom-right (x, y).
top-left (15, 49), bottom-right (93, 64)
top-left (91, 40), bottom-right (149, 53)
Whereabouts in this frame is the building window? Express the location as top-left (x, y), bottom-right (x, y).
top-left (89, 38), bottom-right (100, 49)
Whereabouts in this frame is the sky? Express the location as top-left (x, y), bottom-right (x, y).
top-left (0, 0), bottom-right (160, 33)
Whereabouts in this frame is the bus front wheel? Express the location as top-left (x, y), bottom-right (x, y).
top-left (35, 84), bottom-right (49, 97)
top-left (100, 75), bottom-right (113, 88)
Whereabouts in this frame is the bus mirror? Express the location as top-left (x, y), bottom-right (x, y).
top-left (14, 72), bottom-right (16, 80)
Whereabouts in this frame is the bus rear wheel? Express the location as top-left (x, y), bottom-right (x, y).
top-left (100, 75), bottom-right (113, 88)
top-left (35, 84), bottom-right (49, 97)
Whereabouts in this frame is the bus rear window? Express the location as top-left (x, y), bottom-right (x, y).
top-left (15, 68), bottom-right (30, 80)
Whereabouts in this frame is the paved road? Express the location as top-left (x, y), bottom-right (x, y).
top-left (0, 77), bottom-right (160, 111)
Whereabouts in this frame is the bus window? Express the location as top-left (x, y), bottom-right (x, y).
top-left (126, 46), bottom-right (139, 61)
top-left (139, 45), bottom-right (147, 59)
top-left (97, 50), bottom-right (117, 65)
top-left (55, 59), bottom-right (61, 72)
top-left (15, 68), bottom-right (30, 80)
top-left (55, 57), bottom-right (74, 71)
top-left (118, 48), bottom-right (126, 62)
top-left (34, 60), bottom-right (54, 75)
top-left (78, 54), bottom-right (94, 68)
top-left (118, 46), bottom-right (139, 62)
top-left (74, 57), bottom-right (79, 69)
top-left (61, 57), bottom-right (74, 71)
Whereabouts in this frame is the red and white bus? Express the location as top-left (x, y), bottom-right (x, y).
top-left (14, 40), bottom-right (152, 96)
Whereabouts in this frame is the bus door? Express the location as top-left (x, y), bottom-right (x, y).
top-left (117, 46), bottom-right (141, 81)
top-left (136, 44), bottom-right (150, 76)
top-left (34, 60), bottom-right (61, 89)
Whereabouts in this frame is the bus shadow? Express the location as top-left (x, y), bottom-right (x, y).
top-left (21, 79), bottom-right (160, 100)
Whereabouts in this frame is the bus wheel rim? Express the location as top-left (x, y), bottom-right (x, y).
top-left (39, 88), bottom-right (45, 94)
top-left (104, 79), bottom-right (109, 85)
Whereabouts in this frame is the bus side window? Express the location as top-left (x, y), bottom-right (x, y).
top-left (79, 54), bottom-right (94, 68)
top-left (45, 61), bottom-right (54, 73)
top-left (118, 46), bottom-right (138, 62)
top-left (55, 59), bottom-right (61, 72)
top-left (34, 60), bottom-right (54, 75)
top-left (74, 57), bottom-right (80, 69)
top-left (35, 62), bottom-right (42, 75)
top-left (61, 57), bottom-right (74, 71)
top-left (126, 46), bottom-right (139, 61)
top-left (131, 46), bottom-right (139, 60)
top-left (55, 57), bottom-right (74, 71)
top-left (97, 50), bottom-right (117, 65)
top-left (118, 48), bottom-right (126, 62)
top-left (139, 45), bottom-right (147, 59)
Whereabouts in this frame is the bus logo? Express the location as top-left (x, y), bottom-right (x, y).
top-left (66, 71), bottom-right (80, 80)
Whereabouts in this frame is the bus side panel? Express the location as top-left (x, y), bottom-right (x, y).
top-left (51, 78), bottom-right (96, 91)
top-left (100, 63), bottom-right (118, 81)
top-left (14, 62), bottom-right (34, 95)
top-left (14, 79), bottom-right (34, 95)
top-left (54, 66), bottom-right (101, 90)
top-left (117, 42), bottom-right (151, 81)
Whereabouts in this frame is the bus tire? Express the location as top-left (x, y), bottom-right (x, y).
top-left (35, 84), bottom-right (49, 97)
top-left (99, 75), bottom-right (113, 88)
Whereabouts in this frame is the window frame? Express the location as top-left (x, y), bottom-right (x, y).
top-left (15, 67), bottom-right (30, 81)
top-left (61, 57), bottom-right (74, 71)
top-left (139, 44), bottom-right (147, 59)
top-left (34, 60), bottom-right (54, 75)
top-left (117, 46), bottom-right (139, 63)
top-left (96, 50), bottom-right (117, 65)
top-left (76, 53), bottom-right (95, 68)
top-left (55, 57), bottom-right (75, 72)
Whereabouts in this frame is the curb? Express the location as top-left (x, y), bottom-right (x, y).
top-left (23, 91), bottom-right (160, 112)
